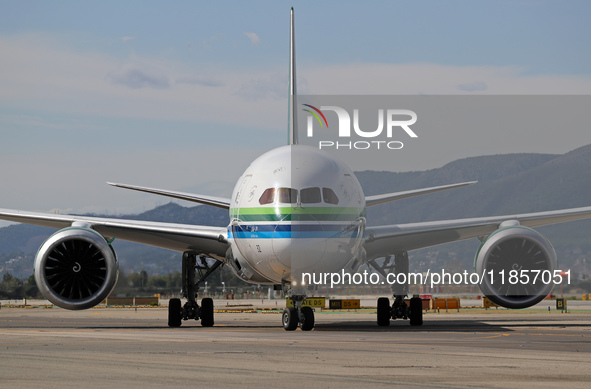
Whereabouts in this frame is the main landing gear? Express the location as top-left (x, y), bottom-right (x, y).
top-left (369, 252), bottom-right (423, 327)
top-left (168, 252), bottom-right (221, 328)
top-left (377, 295), bottom-right (423, 327)
top-left (282, 291), bottom-right (315, 331)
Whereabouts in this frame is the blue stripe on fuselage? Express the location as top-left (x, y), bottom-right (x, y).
top-left (228, 223), bottom-right (360, 239)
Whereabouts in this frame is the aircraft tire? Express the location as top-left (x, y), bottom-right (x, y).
top-left (168, 298), bottom-right (182, 327)
top-left (282, 307), bottom-right (298, 331)
top-left (409, 297), bottom-right (423, 326)
top-left (200, 297), bottom-right (214, 327)
top-left (377, 297), bottom-right (391, 326)
top-left (300, 306), bottom-right (315, 331)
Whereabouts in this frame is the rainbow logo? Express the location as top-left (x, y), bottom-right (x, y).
top-left (302, 104), bottom-right (328, 128)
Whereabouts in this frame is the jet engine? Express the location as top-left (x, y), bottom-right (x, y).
top-left (474, 223), bottom-right (557, 309)
top-left (34, 226), bottom-right (119, 310)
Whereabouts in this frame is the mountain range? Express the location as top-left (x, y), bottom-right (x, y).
top-left (2, 145), bottom-right (591, 280)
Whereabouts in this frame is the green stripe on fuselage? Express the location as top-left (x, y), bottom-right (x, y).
top-left (231, 207), bottom-right (365, 222)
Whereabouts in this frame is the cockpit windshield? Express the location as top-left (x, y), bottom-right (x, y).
top-left (259, 187), bottom-right (339, 205)
top-left (300, 187), bottom-right (321, 204)
top-left (277, 188), bottom-right (297, 204)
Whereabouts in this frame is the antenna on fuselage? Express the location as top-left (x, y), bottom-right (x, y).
top-left (288, 7), bottom-right (298, 145)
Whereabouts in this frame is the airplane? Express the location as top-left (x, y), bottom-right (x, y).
top-left (2, 8), bottom-right (591, 331)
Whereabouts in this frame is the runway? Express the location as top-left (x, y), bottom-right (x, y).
top-left (1, 306), bottom-right (591, 388)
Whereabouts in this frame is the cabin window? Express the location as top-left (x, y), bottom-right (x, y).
top-left (323, 188), bottom-right (339, 205)
top-left (301, 187), bottom-right (321, 204)
top-left (259, 188), bottom-right (276, 205)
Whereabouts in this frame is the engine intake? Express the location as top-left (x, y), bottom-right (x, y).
top-left (35, 227), bottom-right (118, 310)
top-left (475, 225), bottom-right (556, 309)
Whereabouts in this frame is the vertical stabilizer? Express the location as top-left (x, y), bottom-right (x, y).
top-left (288, 7), bottom-right (298, 145)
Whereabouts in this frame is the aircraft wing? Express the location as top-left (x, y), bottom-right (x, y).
top-left (0, 208), bottom-right (229, 259)
top-left (364, 205), bottom-right (591, 259)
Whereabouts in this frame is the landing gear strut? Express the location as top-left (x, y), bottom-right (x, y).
top-left (168, 252), bottom-right (221, 328)
top-left (370, 252), bottom-right (423, 327)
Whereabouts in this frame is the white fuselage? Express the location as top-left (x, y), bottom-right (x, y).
top-left (227, 145), bottom-right (366, 285)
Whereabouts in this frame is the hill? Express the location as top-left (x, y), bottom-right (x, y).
top-left (2, 146), bottom-right (591, 279)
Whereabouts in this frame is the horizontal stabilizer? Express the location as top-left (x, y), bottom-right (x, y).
top-left (108, 182), bottom-right (231, 209)
top-left (365, 181), bottom-right (477, 207)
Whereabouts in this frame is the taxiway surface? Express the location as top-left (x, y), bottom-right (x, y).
top-left (1, 307), bottom-right (591, 388)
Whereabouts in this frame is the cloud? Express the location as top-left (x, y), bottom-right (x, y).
top-left (458, 81), bottom-right (487, 92)
top-left (175, 76), bottom-right (224, 87)
top-left (120, 36), bottom-right (135, 42)
top-left (108, 67), bottom-right (170, 89)
top-left (244, 32), bottom-right (260, 44)
top-left (1, 33), bottom-right (590, 141)
top-left (0, 34), bottom-right (287, 130)
top-left (302, 63), bottom-right (591, 95)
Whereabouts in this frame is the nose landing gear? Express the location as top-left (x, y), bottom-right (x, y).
top-left (283, 295), bottom-right (315, 331)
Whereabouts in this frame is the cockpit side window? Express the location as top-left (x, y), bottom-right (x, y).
top-left (259, 188), bottom-right (276, 205)
top-left (322, 187), bottom-right (339, 205)
top-left (300, 187), bottom-right (321, 204)
top-left (277, 187), bottom-right (297, 204)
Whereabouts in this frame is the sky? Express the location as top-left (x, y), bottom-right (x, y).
top-left (1, 0), bottom-right (590, 220)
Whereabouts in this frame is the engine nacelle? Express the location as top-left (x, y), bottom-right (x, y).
top-left (35, 227), bottom-right (119, 310)
top-left (475, 225), bottom-right (556, 309)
